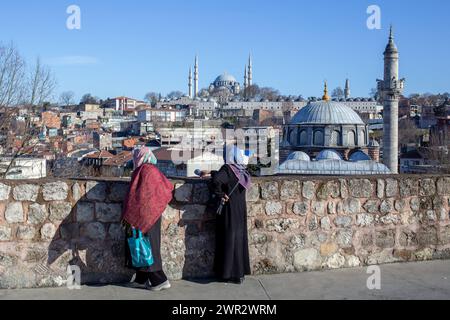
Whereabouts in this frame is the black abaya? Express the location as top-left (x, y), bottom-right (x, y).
top-left (211, 165), bottom-right (251, 281)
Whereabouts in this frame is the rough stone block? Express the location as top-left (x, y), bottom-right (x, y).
top-left (261, 181), bottom-right (279, 200)
top-left (72, 183), bottom-right (83, 202)
top-left (293, 248), bottom-right (321, 271)
top-left (338, 198), bottom-right (361, 215)
top-left (17, 225), bottom-right (36, 240)
top-left (349, 179), bottom-right (373, 198)
top-left (13, 184), bottom-right (39, 202)
top-left (363, 200), bottom-right (380, 214)
top-left (336, 229), bottom-right (353, 248)
top-left (163, 206), bottom-right (179, 220)
top-left (280, 180), bottom-right (300, 200)
top-left (192, 183), bottom-right (210, 204)
top-left (80, 222), bottom-right (106, 240)
top-left (316, 181), bottom-right (340, 200)
top-left (265, 201), bottom-right (283, 216)
top-left (247, 183), bottom-right (260, 202)
top-left (109, 183), bottom-right (129, 202)
top-left (265, 218), bottom-right (300, 233)
top-left (292, 201), bottom-right (309, 216)
top-left (375, 230), bottom-right (396, 248)
top-left (49, 202), bottom-right (73, 222)
top-left (174, 183), bottom-right (193, 203)
top-left (419, 179), bottom-right (436, 197)
top-left (377, 179), bottom-right (385, 198)
top-left (40, 223), bottom-right (57, 240)
top-left (385, 179), bottom-right (398, 198)
top-left (334, 216), bottom-right (352, 228)
top-left (417, 227), bottom-right (438, 246)
top-left (302, 181), bottom-right (315, 200)
top-left (380, 199), bottom-right (395, 214)
top-left (325, 253), bottom-right (345, 269)
top-left (399, 230), bottom-right (418, 247)
top-left (320, 216), bottom-right (332, 231)
top-left (356, 213), bottom-right (374, 227)
top-left (180, 205), bottom-right (207, 221)
top-left (247, 202), bottom-right (263, 217)
top-left (327, 202), bottom-right (336, 215)
top-left (95, 203), bottom-right (122, 223)
top-left (76, 202), bottom-right (95, 223)
top-left (0, 226), bottom-right (12, 241)
top-left (27, 203), bottom-right (47, 225)
top-left (60, 223), bottom-right (79, 240)
top-left (312, 201), bottom-right (327, 217)
top-left (380, 213), bottom-right (400, 225)
top-left (0, 183), bottom-right (11, 201)
top-left (437, 178), bottom-right (450, 195)
top-left (108, 223), bottom-right (125, 240)
top-left (85, 181), bottom-right (107, 201)
top-left (5, 202), bottom-right (24, 223)
top-left (400, 179), bottom-right (419, 197)
top-left (43, 182), bottom-right (68, 201)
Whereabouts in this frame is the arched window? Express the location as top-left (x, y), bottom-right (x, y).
top-left (299, 130), bottom-right (308, 145)
top-left (348, 130), bottom-right (356, 146)
top-left (359, 130), bottom-right (366, 146)
top-left (313, 130), bottom-right (324, 146)
top-left (289, 128), bottom-right (297, 145)
top-left (330, 130), bottom-right (341, 146)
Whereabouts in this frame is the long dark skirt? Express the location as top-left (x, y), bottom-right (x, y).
top-left (125, 216), bottom-right (167, 286)
top-left (212, 165), bottom-right (251, 281)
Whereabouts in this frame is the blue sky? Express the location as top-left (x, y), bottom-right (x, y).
top-left (1, 0), bottom-right (449, 102)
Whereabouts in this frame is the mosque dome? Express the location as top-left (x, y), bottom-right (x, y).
top-left (349, 151), bottom-right (372, 162)
top-left (214, 73), bottom-right (237, 83)
top-left (287, 151), bottom-right (311, 162)
top-left (290, 101), bottom-right (364, 125)
top-left (316, 149), bottom-right (343, 161)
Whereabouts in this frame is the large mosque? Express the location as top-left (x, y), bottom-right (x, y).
top-left (187, 55), bottom-right (253, 99)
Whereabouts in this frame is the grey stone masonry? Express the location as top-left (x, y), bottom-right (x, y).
top-left (0, 175), bottom-right (449, 289)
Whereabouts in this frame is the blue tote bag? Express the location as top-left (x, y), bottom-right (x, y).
top-left (127, 228), bottom-right (154, 268)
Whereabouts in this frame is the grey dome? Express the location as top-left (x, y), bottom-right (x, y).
top-left (290, 101), bottom-right (364, 125)
top-left (287, 151), bottom-right (310, 162)
top-left (214, 73), bottom-right (237, 83)
top-left (316, 149), bottom-right (342, 161)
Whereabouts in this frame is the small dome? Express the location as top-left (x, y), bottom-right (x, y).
top-left (316, 149), bottom-right (342, 161)
top-left (349, 151), bottom-right (372, 162)
top-left (369, 139), bottom-right (380, 147)
top-left (287, 151), bottom-right (310, 162)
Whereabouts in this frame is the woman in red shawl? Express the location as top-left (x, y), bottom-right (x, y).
top-left (122, 147), bottom-right (174, 291)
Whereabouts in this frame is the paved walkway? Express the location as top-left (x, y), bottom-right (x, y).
top-left (1, 260), bottom-right (450, 300)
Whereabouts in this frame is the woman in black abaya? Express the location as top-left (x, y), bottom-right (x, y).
top-left (203, 146), bottom-right (252, 284)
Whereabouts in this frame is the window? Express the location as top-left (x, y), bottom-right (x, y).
top-left (348, 130), bottom-right (356, 146)
top-left (313, 130), bottom-right (324, 146)
top-left (330, 130), bottom-right (340, 146)
top-left (299, 130), bottom-right (308, 145)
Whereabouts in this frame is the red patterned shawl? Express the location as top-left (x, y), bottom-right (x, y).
top-left (122, 164), bottom-right (174, 233)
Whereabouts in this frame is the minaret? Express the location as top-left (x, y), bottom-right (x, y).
top-left (188, 67), bottom-right (193, 99)
top-left (378, 26), bottom-right (405, 174)
top-left (194, 55), bottom-right (199, 98)
top-left (244, 64), bottom-right (248, 88)
top-left (344, 79), bottom-right (350, 100)
top-left (247, 54), bottom-right (253, 86)
top-left (322, 81), bottom-right (331, 101)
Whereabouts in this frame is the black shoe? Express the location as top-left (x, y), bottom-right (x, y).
top-left (227, 277), bottom-right (244, 285)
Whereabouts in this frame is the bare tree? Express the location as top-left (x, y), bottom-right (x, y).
top-left (80, 93), bottom-right (99, 104)
top-left (59, 91), bottom-right (75, 106)
top-left (167, 91), bottom-right (183, 100)
top-left (28, 57), bottom-right (57, 106)
top-left (332, 87), bottom-right (344, 99)
top-left (0, 42), bottom-right (26, 107)
top-left (144, 92), bottom-right (160, 107)
top-left (259, 87), bottom-right (280, 101)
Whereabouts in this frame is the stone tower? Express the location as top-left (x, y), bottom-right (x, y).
top-left (378, 26), bottom-right (405, 174)
top-left (194, 55), bottom-right (199, 98)
top-left (344, 79), bottom-right (350, 100)
top-left (188, 67), bottom-right (193, 99)
top-left (244, 64), bottom-right (248, 88)
top-left (248, 54), bottom-right (253, 86)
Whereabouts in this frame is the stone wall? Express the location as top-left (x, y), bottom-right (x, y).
top-left (0, 175), bottom-right (449, 289)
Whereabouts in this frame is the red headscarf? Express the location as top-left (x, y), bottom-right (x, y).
top-left (122, 156), bottom-right (174, 233)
